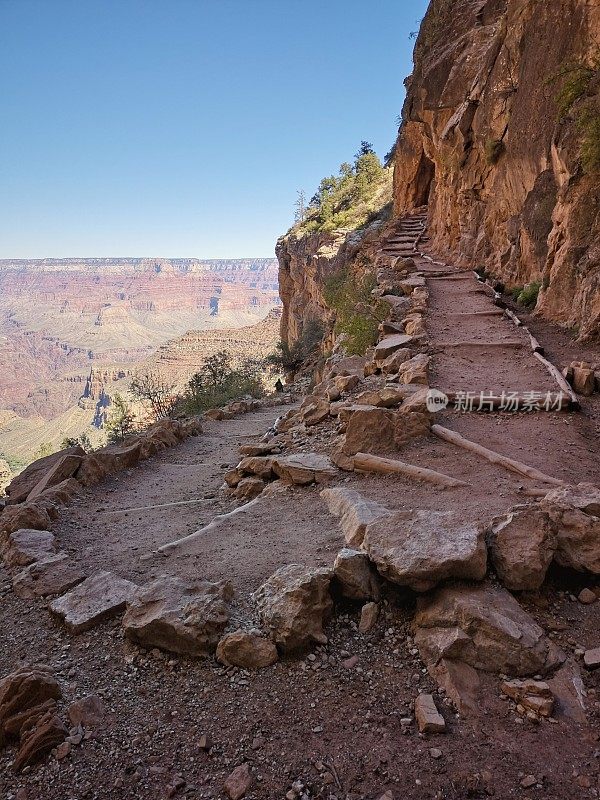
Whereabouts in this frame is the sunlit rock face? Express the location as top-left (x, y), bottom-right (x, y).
top-left (393, 0), bottom-right (600, 341)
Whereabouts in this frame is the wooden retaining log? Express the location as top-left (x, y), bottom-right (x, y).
top-left (353, 452), bottom-right (468, 488)
top-left (431, 424), bottom-right (565, 486)
top-left (504, 308), bottom-right (523, 326)
top-left (523, 327), bottom-right (544, 355)
top-left (533, 351), bottom-right (581, 410)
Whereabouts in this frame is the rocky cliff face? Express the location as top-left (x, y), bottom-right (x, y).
top-left (393, 0), bottom-right (600, 340)
top-left (276, 221), bottom-right (392, 351)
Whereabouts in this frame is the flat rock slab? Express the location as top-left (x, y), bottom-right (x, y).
top-left (123, 575), bottom-right (233, 656)
top-left (50, 570), bottom-right (138, 633)
top-left (272, 454), bottom-right (337, 485)
top-left (12, 553), bottom-right (87, 599)
top-left (374, 334), bottom-right (413, 361)
top-left (5, 446), bottom-right (85, 504)
top-left (321, 487), bottom-right (391, 548)
top-left (363, 510), bottom-right (487, 591)
top-left (27, 454), bottom-right (83, 501)
top-left (3, 529), bottom-right (57, 568)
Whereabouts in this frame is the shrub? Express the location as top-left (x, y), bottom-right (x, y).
top-left (33, 442), bottom-right (54, 460)
top-left (485, 138), bottom-right (504, 165)
top-left (60, 433), bottom-right (91, 451)
top-left (511, 285), bottom-right (524, 301)
top-left (105, 394), bottom-right (137, 444)
top-left (179, 351), bottom-right (265, 415)
top-left (266, 319), bottom-right (325, 372)
top-left (129, 370), bottom-right (177, 420)
top-left (324, 267), bottom-right (385, 355)
top-left (578, 109), bottom-right (600, 173)
top-left (516, 281), bottom-right (541, 308)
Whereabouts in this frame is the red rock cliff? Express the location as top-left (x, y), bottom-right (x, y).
top-left (393, 0), bottom-right (600, 340)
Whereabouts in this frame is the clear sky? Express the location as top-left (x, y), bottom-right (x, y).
top-left (0, 0), bottom-right (428, 259)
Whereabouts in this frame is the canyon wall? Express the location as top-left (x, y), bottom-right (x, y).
top-left (393, 0), bottom-right (600, 340)
top-left (276, 221), bottom-right (393, 350)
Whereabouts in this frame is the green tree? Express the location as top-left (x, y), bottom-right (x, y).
top-left (105, 394), bottom-right (137, 444)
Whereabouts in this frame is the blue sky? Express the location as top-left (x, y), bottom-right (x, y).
top-left (0, 0), bottom-right (428, 258)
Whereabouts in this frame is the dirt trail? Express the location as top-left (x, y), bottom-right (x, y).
top-left (52, 404), bottom-right (341, 595)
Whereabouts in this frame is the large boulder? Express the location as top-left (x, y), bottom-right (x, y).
top-left (394, 406), bottom-right (432, 448)
top-left (2, 529), bottom-right (56, 568)
top-left (414, 583), bottom-right (565, 676)
top-left (87, 442), bottom-right (142, 475)
top-left (252, 564), bottom-right (333, 651)
top-left (340, 406), bottom-right (395, 456)
top-left (541, 483), bottom-right (600, 573)
top-left (333, 548), bottom-right (381, 601)
top-left (0, 503), bottom-right (53, 536)
top-left (363, 510), bottom-right (487, 592)
top-left (321, 487), bottom-right (391, 547)
top-left (5, 446), bottom-right (85, 504)
top-left (380, 347), bottom-right (413, 374)
top-left (216, 630), bottom-right (279, 669)
top-left (300, 396), bottom-right (331, 427)
top-left (26, 455), bottom-right (83, 501)
top-left (123, 576), bottom-right (233, 656)
top-left (50, 570), bottom-right (138, 633)
top-left (272, 454), bottom-right (337, 485)
top-left (488, 505), bottom-right (557, 590)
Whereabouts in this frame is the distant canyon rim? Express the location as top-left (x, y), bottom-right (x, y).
top-left (0, 257), bottom-right (280, 464)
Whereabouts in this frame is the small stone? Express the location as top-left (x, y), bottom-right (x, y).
top-left (583, 647), bottom-right (600, 669)
top-left (520, 775), bottom-right (537, 789)
top-left (358, 602), bottom-right (379, 634)
top-left (578, 588), bottom-right (597, 604)
top-left (55, 741), bottom-right (71, 760)
top-left (429, 748), bottom-right (443, 759)
top-left (224, 763), bottom-right (253, 800)
top-left (198, 733), bottom-right (212, 751)
top-left (414, 693), bottom-right (446, 733)
top-left (342, 656), bottom-right (359, 670)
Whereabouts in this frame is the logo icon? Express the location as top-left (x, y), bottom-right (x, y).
top-left (426, 389), bottom-right (449, 413)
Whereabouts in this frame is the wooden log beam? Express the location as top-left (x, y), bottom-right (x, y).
top-left (353, 452), bottom-right (468, 488)
top-left (523, 326), bottom-right (544, 355)
top-left (431, 424), bottom-right (565, 486)
top-left (504, 308), bottom-right (523, 326)
top-left (533, 351), bottom-right (581, 410)
top-left (447, 310), bottom-right (505, 318)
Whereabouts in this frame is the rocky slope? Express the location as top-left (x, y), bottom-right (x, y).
top-left (393, 0), bottom-right (600, 340)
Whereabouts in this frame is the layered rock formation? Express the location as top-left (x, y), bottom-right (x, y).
top-left (393, 0), bottom-right (600, 340)
top-left (0, 258), bottom-right (280, 461)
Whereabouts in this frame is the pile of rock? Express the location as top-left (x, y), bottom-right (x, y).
top-left (204, 393), bottom-right (296, 421)
top-left (224, 444), bottom-right (338, 500)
